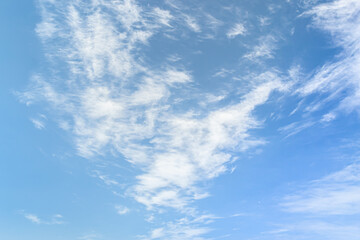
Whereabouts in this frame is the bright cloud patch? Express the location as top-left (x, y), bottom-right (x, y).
top-left (226, 23), bottom-right (246, 38)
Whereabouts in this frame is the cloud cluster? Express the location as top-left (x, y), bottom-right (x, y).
top-left (20, 0), bottom-right (291, 216)
top-left (22, 0), bottom-right (360, 238)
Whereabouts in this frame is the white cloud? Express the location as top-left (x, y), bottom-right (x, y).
top-left (22, 212), bottom-right (64, 225)
top-left (150, 228), bottom-right (164, 239)
top-left (258, 16), bottom-right (270, 27)
top-left (204, 13), bottom-right (223, 31)
top-left (279, 0), bottom-right (360, 137)
top-left (293, 221), bottom-right (360, 240)
top-left (278, 120), bottom-right (315, 137)
top-left (244, 35), bottom-right (277, 60)
top-left (183, 14), bottom-right (201, 32)
top-left (152, 7), bottom-right (173, 27)
top-left (321, 112), bottom-right (336, 122)
top-left (22, 3), bottom-right (292, 237)
top-left (212, 68), bottom-right (234, 78)
top-left (115, 205), bottom-right (130, 215)
top-left (35, 2), bottom-right (58, 40)
top-left (132, 79), bottom-right (287, 210)
top-left (297, 0), bottom-right (360, 115)
top-left (144, 215), bottom-right (214, 240)
top-left (78, 233), bottom-right (102, 240)
top-left (262, 162), bottom-right (360, 240)
top-left (30, 117), bottom-right (46, 129)
top-left (21, 1), bottom-right (360, 239)
top-left (226, 23), bottom-right (246, 38)
top-left (282, 162), bottom-right (360, 215)
top-left (24, 214), bottom-right (41, 224)
top-left (105, 0), bottom-right (142, 31)
top-left (23, 71), bottom-right (286, 213)
top-left (299, 0), bottom-right (320, 9)
top-left (200, 94), bottom-right (226, 107)
top-left (266, 221), bottom-right (360, 240)
top-left (91, 170), bottom-right (119, 186)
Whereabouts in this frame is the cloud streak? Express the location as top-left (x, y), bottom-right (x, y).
top-left (282, 163), bottom-right (360, 215)
top-left (297, 0), bottom-right (360, 118)
top-left (265, 162), bottom-right (360, 240)
top-left (21, 212), bottom-right (64, 225)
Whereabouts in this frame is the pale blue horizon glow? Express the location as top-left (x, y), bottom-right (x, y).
top-left (1, 0), bottom-right (360, 239)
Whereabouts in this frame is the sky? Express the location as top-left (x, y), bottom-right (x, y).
top-left (1, 0), bottom-right (360, 239)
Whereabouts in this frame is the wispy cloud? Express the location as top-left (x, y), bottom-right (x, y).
top-left (30, 117), bottom-right (46, 130)
top-left (152, 7), bottom-right (173, 27)
top-left (244, 35), bottom-right (277, 60)
top-left (24, 214), bottom-right (41, 224)
top-left (20, 0), bottom-right (291, 216)
top-left (115, 205), bottom-right (130, 215)
top-left (272, 0), bottom-right (360, 137)
top-left (226, 23), bottom-right (246, 38)
top-left (204, 13), bottom-right (223, 32)
top-left (258, 16), bottom-right (270, 27)
top-left (297, 0), bottom-right (360, 117)
top-left (78, 233), bottom-right (102, 240)
top-left (16, 0), bottom-right (360, 239)
top-left (142, 215), bottom-right (216, 240)
top-left (183, 14), bottom-right (201, 32)
top-left (282, 162), bottom-right (360, 215)
top-left (278, 120), bottom-right (315, 138)
top-left (21, 212), bottom-right (64, 225)
top-left (18, 1), bottom-right (308, 239)
top-left (212, 68), bottom-right (234, 78)
top-left (91, 170), bottom-right (119, 186)
top-left (133, 79), bottom-right (288, 210)
top-left (266, 221), bottom-right (360, 240)
top-left (262, 162), bottom-right (360, 240)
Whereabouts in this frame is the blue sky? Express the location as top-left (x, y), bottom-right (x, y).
top-left (1, 0), bottom-right (360, 239)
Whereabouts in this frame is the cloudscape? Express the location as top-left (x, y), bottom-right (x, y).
top-left (1, 0), bottom-right (360, 239)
